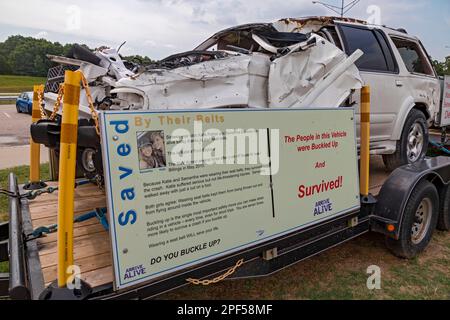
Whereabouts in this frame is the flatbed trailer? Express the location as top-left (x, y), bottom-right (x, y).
top-left (1, 76), bottom-right (450, 300)
top-left (1, 154), bottom-right (450, 300)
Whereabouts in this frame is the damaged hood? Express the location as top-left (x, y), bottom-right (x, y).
top-left (113, 32), bottom-right (363, 110)
top-left (44, 21), bottom-right (364, 118)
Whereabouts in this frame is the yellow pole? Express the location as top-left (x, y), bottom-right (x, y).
top-left (29, 85), bottom-right (43, 183)
top-left (57, 71), bottom-right (81, 288)
top-left (360, 86), bottom-right (371, 197)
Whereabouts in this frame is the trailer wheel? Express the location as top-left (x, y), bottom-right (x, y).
top-left (383, 109), bottom-right (428, 171)
top-left (386, 180), bottom-right (439, 259)
top-left (437, 185), bottom-right (450, 231)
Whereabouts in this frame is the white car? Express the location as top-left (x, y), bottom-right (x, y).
top-left (41, 16), bottom-right (441, 178)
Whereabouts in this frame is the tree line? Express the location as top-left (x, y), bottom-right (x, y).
top-left (0, 35), bottom-right (448, 77)
top-left (0, 35), bottom-right (153, 77)
top-left (433, 57), bottom-right (450, 76)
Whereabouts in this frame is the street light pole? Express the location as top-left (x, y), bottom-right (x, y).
top-left (312, 0), bottom-right (361, 17)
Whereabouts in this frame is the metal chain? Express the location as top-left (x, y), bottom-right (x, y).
top-left (0, 179), bottom-right (93, 201)
top-left (94, 174), bottom-right (104, 191)
top-left (23, 186), bottom-right (59, 200)
top-left (186, 259), bottom-right (244, 286)
top-left (36, 84), bottom-right (64, 120)
top-left (49, 84), bottom-right (64, 121)
top-left (37, 86), bottom-right (47, 119)
top-left (78, 71), bottom-right (101, 136)
top-left (36, 72), bottom-right (100, 134)
top-left (0, 186), bottom-right (58, 201)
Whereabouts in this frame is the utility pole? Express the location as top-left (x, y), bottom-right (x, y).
top-left (312, 0), bottom-right (360, 17)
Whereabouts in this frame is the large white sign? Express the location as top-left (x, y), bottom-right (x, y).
top-left (100, 108), bottom-right (360, 289)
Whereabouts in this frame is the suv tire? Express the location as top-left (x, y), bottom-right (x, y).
top-left (386, 180), bottom-right (439, 259)
top-left (383, 109), bottom-right (428, 171)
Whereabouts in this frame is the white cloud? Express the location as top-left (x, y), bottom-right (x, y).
top-left (34, 31), bottom-right (48, 39)
top-left (0, 0), bottom-right (322, 58)
top-left (0, 0), bottom-right (447, 60)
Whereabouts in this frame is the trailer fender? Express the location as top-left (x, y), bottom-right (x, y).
top-left (371, 156), bottom-right (450, 239)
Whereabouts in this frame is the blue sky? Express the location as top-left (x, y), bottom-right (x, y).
top-left (0, 0), bottom-right (448, 60)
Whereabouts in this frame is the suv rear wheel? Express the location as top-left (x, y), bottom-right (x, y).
top-left (383, 109), bottom-right (428, 171)
top-left (386, 180), bottom-right (439, 259)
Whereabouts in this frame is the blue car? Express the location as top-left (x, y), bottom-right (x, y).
top-left (16, 92), bottom-right (33, 114)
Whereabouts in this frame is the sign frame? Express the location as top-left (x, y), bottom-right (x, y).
top-left (440, 75), bottom-right (450, 127)
top-left (100, 108), bottom-right (361, 290)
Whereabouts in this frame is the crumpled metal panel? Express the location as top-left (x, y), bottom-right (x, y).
top-left (115, 54), bottom-right (271, 109)
top-left (268, 35), bottom-right (363, 109)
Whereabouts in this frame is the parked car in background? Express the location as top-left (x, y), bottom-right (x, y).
top-left (16, 92), bottom-right (33, 114)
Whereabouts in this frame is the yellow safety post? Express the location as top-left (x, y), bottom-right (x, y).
top-left (24, 85), bottom-right (47, 190)
top-left (360, 86), bottom-right (371, 197)
top-left (57, 70), bottom-right (81, 288)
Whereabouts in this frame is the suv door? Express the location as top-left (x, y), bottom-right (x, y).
top-left (390, 36), bottom-right (440, 119)
top-left (336, 23), bottom-right (405, 151)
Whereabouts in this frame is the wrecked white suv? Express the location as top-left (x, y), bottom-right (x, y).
top-left (38, 16), bottom-right (441, 180)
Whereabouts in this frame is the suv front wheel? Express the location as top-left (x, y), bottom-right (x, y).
top-left (383, 109), bottom-right (428, 171)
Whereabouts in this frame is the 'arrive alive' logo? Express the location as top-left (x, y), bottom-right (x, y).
top-left (297, 176), bottom-right (343, 217)
top-left (124, 265), bottom-right (146, 280)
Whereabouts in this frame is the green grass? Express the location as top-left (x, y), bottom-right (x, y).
top-left (0, 75), bottom-right (46, 93)
top-left (160, 232), bottom-right (450, 300)
top-left (0, 164), bottom-right (50, 277)
top-left (0, 164), bottom-right (50, 222)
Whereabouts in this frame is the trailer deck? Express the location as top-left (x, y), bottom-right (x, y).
top-left (24, 156), bottom-right (390, 291)
top-left (25, 182), bottom-right (112, 290)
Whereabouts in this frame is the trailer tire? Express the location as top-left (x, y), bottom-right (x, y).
top-left (437, 185), bottom-right (450, 231)
top-left (383, 109), bottom-right (428, 171)
top-left (386, 180), bottom-right (438, 259)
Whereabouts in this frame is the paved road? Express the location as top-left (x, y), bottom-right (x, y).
top-left (0, 104), bottom-right (48, 169)
top-left (0, 104), bottom-right (32, 146)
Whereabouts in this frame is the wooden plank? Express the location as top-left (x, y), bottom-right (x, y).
top-left (38, 231), bottom-right (110, 256)
top-left (40, 238), bottom-right (111, 268)
top-left (32, 215), bottom-right (100, 231)
top-left (36, 224), bottom-right (106, 245)
top-left (44, 266), bottom-right (114, 289)
top-left (27, 182), bottom-right (102, 203)
top-left (29, 195), bottom-right (106, 220)
top-left (82, 266), bottom-right (114, 288)
top-left (42, 252), bottom-right (112, 285)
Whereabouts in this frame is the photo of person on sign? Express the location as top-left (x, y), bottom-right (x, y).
top-left (137, 131), bottom-right (166, 170)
